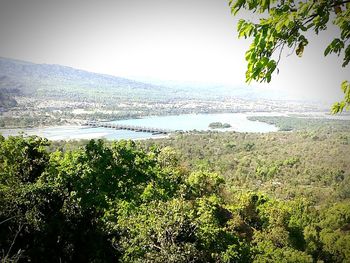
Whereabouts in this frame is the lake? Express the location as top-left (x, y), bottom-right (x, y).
top-left (0, 112), bottom-right (280, 141)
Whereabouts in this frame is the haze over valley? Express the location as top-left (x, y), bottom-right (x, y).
top-left (0, 57), bottom-right (330, 129)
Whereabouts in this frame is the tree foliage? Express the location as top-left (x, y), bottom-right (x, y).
top-left (228, 0), bottom-right (350, 113)
top-left (1, 135), bottom-right (350, 261)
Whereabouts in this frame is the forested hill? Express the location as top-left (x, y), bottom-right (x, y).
top-left (0, 92), bottom-right (17, 108)
top-left (0, 57), bottom-right (168, 101)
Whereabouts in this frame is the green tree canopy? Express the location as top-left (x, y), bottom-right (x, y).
top-left (228, 0), bottom-right (350, 113)
top-left (1, 135), bottom-right (350, 261)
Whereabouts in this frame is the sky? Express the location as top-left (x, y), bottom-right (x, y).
top-left (0, 0), bottom-right (349, 102)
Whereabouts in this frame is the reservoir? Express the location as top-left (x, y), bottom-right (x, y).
top-left (0, 112), bottom-right (279, 140)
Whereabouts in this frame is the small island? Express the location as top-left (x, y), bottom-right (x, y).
top-left (208, 122), bottom-right (231, 129)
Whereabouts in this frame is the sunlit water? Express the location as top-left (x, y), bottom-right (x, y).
top-left (0, 112), bottom-right (287, 141)
top-left (109, 113), bottom-right (278, 132)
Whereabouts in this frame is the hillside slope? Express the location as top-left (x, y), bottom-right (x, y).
top-left (0, 57), bottom-right (287, 104)
top-left (0, 57), bottom-right (170, 102)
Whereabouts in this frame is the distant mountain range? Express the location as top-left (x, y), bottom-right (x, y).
top-left (0, 57), bottom-right (288, 107)
top-left (0, 57), bottom-right (170, 103)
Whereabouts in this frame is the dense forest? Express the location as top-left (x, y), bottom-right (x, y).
top-left (1, 127), bottom-right (350, 262)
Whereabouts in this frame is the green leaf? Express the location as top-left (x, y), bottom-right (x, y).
top-left (296, 43), bottom-right (304, 57)
top-left (342, 45), bottom-right (350, 67)
top-left (341, 80), bottom-right (350, 93)
top-left (324, 45), bottom-right (331, 56)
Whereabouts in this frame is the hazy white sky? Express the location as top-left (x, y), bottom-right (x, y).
top-left (0, 0), bottom-right (349, 102)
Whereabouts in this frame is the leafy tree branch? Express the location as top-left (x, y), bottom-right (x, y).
top-left (228, 0), bottom-right (350, 113)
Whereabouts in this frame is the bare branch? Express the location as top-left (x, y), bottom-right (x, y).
top-left (4, 224), bottom-right (23, 261)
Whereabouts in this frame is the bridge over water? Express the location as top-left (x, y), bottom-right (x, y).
top-left (83, 121), bottom-right (172, 135)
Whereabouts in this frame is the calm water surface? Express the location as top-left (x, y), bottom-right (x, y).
top-left (0, 113), bottom-right (279, 140)
top-left (110, 113), bottom-right (278, 132)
